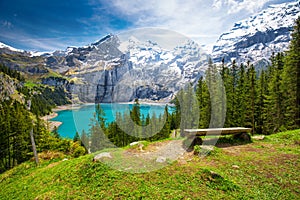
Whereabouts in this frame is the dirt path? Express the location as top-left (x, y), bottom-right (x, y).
top-left (130, 140), bottom-right (187, 161)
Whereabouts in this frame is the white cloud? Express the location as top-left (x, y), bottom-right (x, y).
top-left (212, 0), bottom-right (270, 14)
top-left (0, 30), bottom-right (71, 51)
top-left (103, 0), bottom-right (227, 45)
top-left (19, 38), bottom-right (71, 51)
top-left (91, 0), bottom-right (286, 46)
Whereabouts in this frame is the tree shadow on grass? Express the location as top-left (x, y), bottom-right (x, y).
top-left (183, 134), bottom-right (253, 152)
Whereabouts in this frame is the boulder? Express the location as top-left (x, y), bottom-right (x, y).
top-left (93, 152), bottom-right (112, 161)
top-left (252, 135), bottom-right (265, 140)
top-left (130, 141), bottom-right (140, 146)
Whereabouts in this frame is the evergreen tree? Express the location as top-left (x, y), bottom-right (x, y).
top-left (236, 63), bottom-right (247, 126)
top-left (221, 62), bottom-right (234, 127)
top-left (177, 84), bottom-right (199, 136)
top-left (263, 53), bottom-right (285, 133)
top-left (248, 63), bottom-right (257, 134)
top-left (52, 126), bottom-right (60, 139)
top-left (231, 60), bottom-right (239, 126)
top-left (95, 103), bottom-right (106, 130)
top-left (196, 76), bottom-right (210, 128)
top-left (73, 131), bottom-right (80, 142)
top-left (80, 129), bottom-right (89, 152)
top-left (130, 98), bottom-right (141, 126)
top-left (89, 113), bottom-right (110, 152)
top-left (281, 16), bottom-right (300, 129)
top-left (256, 70), bottom-right (267, 134)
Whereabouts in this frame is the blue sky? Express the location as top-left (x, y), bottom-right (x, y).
top-left (0, 0), bottom-right (295, 51)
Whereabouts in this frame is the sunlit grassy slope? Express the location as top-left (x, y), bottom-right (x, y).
top-left (0, 129), bottom-right (299, 199)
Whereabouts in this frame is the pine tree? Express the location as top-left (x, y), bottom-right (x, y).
top-left (231, 60), bottom-right (239, 126)
top-left (130, 98), bottom-right (141, 126)
top-left (73, 131), bottom-right (80, 142)
top-left (52, 126), bottom-right (60, 139)
top-left (248, 63), bottom-right (257, 134)
top-left (129, 99), bottom-right (142, 138)
top-left (80, 129), bottom-right (89, 152)
top-left (89, 113), bottom-right (109, 152)
top-left (221, 62), bottom-right (234, 127)
top-left (95, 103), bottom-right (106, 130)
top-left (256, 70), bottom-right (267, 134)
top-left (196, 76), bottom-right (210, 128)
top-left (281, 16), bottom-right (300, 129)
top-left (263, 53), bottom-right (285, 133)
top-left (177, 84), bottom-right (199, 136)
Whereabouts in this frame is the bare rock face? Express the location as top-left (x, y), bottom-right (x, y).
top-left (0, 73), bottom-right (22, 102)
top-left (42, 33), bottom-right (207, 103)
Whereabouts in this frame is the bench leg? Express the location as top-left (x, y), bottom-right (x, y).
top-left (190, 136), bottom-right (203, 146)
top-left (233, 132), bottom-right (251, 141)
top-left (184, 136), bottom-right (203, 151)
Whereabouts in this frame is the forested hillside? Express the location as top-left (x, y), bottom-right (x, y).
top-left (194, 17), bottom-right (300, 134)
top-left (0, 65), bottom-right (84, 173)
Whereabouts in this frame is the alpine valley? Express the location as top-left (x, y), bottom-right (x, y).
top-left (0, 1), bottom-right (299, 103)
top-left (1, 1), bottom-right (300, 198)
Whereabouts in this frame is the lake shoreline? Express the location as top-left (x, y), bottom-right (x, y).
top-left (42, 102), bottom-right (173, 133)
top-left (41, 104), bottom-right (77, 131)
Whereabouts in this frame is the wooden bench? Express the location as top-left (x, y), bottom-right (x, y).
top-left (184, 127), bottom-right (252, 146)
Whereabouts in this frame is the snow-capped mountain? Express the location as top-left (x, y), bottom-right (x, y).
top-left (0, 41), bottom-right (49, 57)
top-left (44, 33), bottom-right (207, 102)
top-left (212, 1), bottom-right (300, 66)
top-left (0, 42), bottom-right (24, 53)
top-left (122, 36), bottom-right (206, 90)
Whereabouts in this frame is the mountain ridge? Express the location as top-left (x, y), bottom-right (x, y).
top-left (0, 1), bottom-right (299, 102)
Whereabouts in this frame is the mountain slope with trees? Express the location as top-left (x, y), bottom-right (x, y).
top-left (195, 16), bottom-right (300, 134)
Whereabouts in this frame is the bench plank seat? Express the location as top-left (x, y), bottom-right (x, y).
top-left (184, 127), bottom-right (252, 137)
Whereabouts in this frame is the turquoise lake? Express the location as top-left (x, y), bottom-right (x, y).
top-left (51, 103), bottom-right (173, 138)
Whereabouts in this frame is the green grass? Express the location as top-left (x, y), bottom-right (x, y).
top-left (0, 129), bottom-right (299, 199)
top-left (24, 81), bottom-right (39, 88)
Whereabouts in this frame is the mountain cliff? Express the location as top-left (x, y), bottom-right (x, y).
top-left (42, 34), bottom-right (207, 103)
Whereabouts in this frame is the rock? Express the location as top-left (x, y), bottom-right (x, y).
top-left (138, 144), bottom-right (144, 152)
top-left (156, 156), bottom-right (166, 163)
top-left (232, 165), bottom-right (240, 169)
top-left (252, 135), bottom-right (265, 140)
top-left (130, 141), bottom-right (145, 151)
top-left (130, 141), bottom-right (140, 146)
top-left (93, 152), bottom-right (112, 161)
